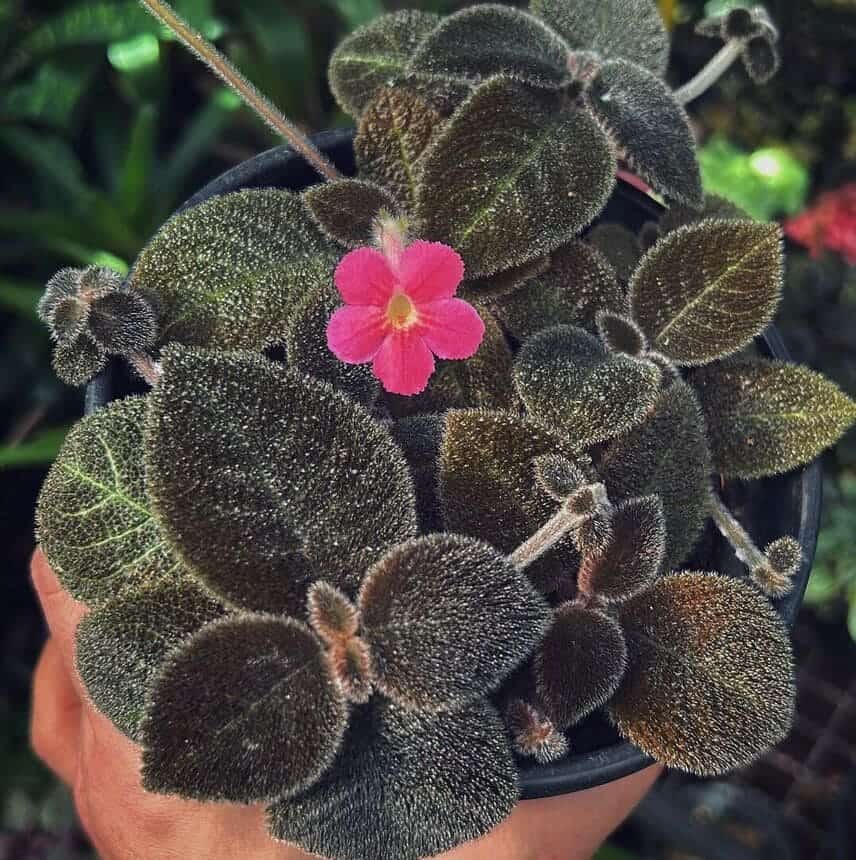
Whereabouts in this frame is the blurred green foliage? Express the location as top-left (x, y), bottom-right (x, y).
top-left (698, 135), bottom-right (810, 220)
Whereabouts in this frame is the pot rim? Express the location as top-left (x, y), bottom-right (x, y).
top-left (86, 128), bottom-right (823, 798)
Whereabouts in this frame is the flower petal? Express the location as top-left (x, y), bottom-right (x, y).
top-left (334, 248), bottom-right (397, 306)
top-left (327, 305), bottom-right (388, 363)
top-left (372, 330), bottom-right (435, 395)
top-left (418, 298), bottom-right (486, 360)
top-left (399, 241), bottom-right (465, 303)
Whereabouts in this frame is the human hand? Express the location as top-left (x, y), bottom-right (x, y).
top-left (30, 549), bottom-right (661, 860)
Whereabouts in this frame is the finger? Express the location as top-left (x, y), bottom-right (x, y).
top-left (30, 638), bottom-right (82, 786)
top-left (31, 548), bottom-right (87, 678)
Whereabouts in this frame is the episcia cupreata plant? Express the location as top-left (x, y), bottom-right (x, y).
top-left (34, 2), bottom-right (856, 859)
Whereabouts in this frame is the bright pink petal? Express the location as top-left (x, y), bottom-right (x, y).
top-left (398, 241), bottom-right (465, 303)
top-left (326, 304), bottom-right (388, 363)
top-left (371, 330), bottom-right (435, 395)
top-left (418, 298), bottom-right (485, 360)
top-left (334, 247), bottom-right (397, 306)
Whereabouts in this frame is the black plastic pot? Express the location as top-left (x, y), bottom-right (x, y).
top-left (86, 128), bottom-right (823, 799)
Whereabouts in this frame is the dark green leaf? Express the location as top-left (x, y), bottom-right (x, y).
top-left (530, 0), bottom-right (670, 76)
top-left (389, 415), bottom-right (444, 534)
top-left (532, 453), bottom-right (588, 500)
top-left (610, 572), bottom-right (795, 775)
top-left (417, 78), bottom-right (615, 278)
top-left (128, 190), bottom-right (338, 350)
top-left (493, 239), bottom-right (626, 341)
top-left (267, 697), bottom-right (518, 860)
top-left (578, 495), bottom-right (666, 602)
top-left (328, 10), bottom-right (441, 117)
top-left (535, 602), bottom-right (627, 729)
top-left (36, 397), bottom-right (183, 605)
top-left (285, 287), bottom-right (379, 406)
top-left (145, 348), bottom-right (418, 614)
top-left (409, 4), bottom-right (571, 91)
top-left (76, 580), bottom-right (224, 741)
top-left (587, 60), bottom-right (702, 206)
top-left (629, 220), bottom-right (783, 365)
top-left (303, 179), bottom-right (399, 248)
top-left (142, 616), bottom-right (348, 802)
top-left (585, 222), bottom-right (642, 283)
top-left (439, 409), bottom-right (578, 593)
top-left (461, 255), bottom-right (550, 300)
top-left (656, 194), bottom-right (748, 236)
top-left (693, 359), bottom-right (856, 478)
top-left (742, 35), bottom-right (780, 84)
top-left (513, 325), bottom-right (662, 449)
top-left (360, 534), bottom-right (550, 710)
top-left (354, 88), bottom-right (442, 207)
top-left (600, 381), bottom-right (711, 570)
top-left (409, 310), bottom-right (516, 411)
top-left (51, 333), bottom-right (107, 387)
top-left (596, 311), bottom-right (648, 356)
top-left (88, 290), bottom-right (159, 354)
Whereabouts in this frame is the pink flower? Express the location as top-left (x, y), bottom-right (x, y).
top-left (785, 184), bottom-right (856, 265)
top-left (326, 240), bottom-right (485, 395)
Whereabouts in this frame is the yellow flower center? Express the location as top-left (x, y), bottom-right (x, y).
top-left (387, 293), bottom-right (417, 329)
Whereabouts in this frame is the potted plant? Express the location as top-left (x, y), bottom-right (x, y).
top-left (33, 2), bottom-right (856, 859)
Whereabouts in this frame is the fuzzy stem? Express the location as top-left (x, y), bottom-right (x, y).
top-left (128, 352), bottom-right (163, 386)
top-left (708, 489), bottom-right (766, 570)
top-left (674, 40), bottom-right (744, 105)
top-left (510, 503), bottom-right (584, 571)
top-left (138, 0), bottom-right (341, 182)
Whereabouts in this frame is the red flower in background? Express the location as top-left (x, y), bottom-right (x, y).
top-left (785, 184), bottom-right (856, 265)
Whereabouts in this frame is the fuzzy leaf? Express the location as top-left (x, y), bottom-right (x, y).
top-left (535, 602), bottom-right (627, 729)
top-left (692, 359), bottom-right (856, 478)
top-left (585, 223), bottom-right (642, 283)
top-left (409, 4), bottom-right (571, 91)
top-left (596, 311), bottom-right (648, 356)
top-left (88, 290), bottom-right (158, 353)
top-left (629, 220), bottom-right (783, 365)
top-left (285, 287), bottom-right (379, 406)
top-left (267, 697), bottom-right (518, 860)
top-left (417, 77), bottom-right (615, 278)
top-left (532, 453), bottom-right (588, 500)
top-left (743, 35), bottom-right (780, 84)
top-left (303, 179), bottom-right (399, 248)
top-left (420, 311), bottom-right (516, 411)
top-left (307, 581), bottom-right (360, 644)
top-left (328, 10), bottom-right (441, 117)
top-left (587, 60), bottom-right (702, 206)
top-left (657, 194), bottom-right (748, 236)
top-left (359, 534), bottom-right (550, 710)
top-left (384, 71), bottom-right (474, 117)
top-left (38, 266), bottom-right (121, 336)
top-left (76, 580), bottom-right (224, 741)
top-left (578, 495), bottom-right (666, 602)
top-left (142, 616), bottom-right (347, 802)
top-left (513, 325), bottom-right (662, 449)
top-left (389, 415), bottom-right (444, 534)
top-left (145, 348), bottom-right (418, 614)
top-left (461, 255), bottom-right (550, 300)
top-left (530, 0), bottom-right (670, 76)
top-left (600, 381), bottom-right (711, 570)
top-left (354, 88), bottom-right (442, 206)
top-left (724, 8), bottom-right (757, 40)
top-left (439, 409), bottom-right (578, 593)
top-left (52, 333), bottom-right (107, 386)
top-left (610, 572), bottom-right (795, 775)
top-left (36, 397), bottom-right (182, 605)
top-left (493, 239), bottom-right (626, 342)
top-left (506, 699), bottom-right (569, 764)
top-left (128, 190), bottom-right (337, 350)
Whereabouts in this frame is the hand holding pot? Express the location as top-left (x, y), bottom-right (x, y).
top-left (30, 550), bottom-right (661, 860)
